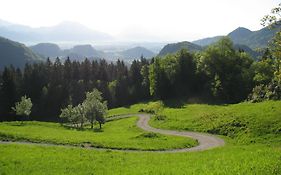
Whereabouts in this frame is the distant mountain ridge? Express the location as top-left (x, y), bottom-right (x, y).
top-left (120, 47), bottom-right (155, 59)
top-left (0, 19), bottom-right (112, 43)
top-left (159, 40), bottom-right (260, 59)
top-left (193, 36), bottom-right (223, 46)
top-left (192, 25), bottom-right (280, 49)
top-left (30, 43), bottom-right (155, 61)
top-left (0, 36), bottom-right (43, 69)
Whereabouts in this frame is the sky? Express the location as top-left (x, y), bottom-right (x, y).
top-left (0, 0), bottom-right (279, 41)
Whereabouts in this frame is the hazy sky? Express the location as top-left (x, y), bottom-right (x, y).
top-left (0, 0), bottom-right (279, 41)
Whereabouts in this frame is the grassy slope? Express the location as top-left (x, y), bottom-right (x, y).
top-left (150, 101), bottom-right (281, 144)
top-left (0, 143), bottom-right (280, 175)
top-left (0, 117), bottom-right (196, 151)
top-left (109, 100), bottom-right (281, 145)
top-left (1, 100), bottom-right (281, 174)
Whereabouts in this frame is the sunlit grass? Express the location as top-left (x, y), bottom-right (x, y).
top-left (0, 117), bottom-right (196, 150)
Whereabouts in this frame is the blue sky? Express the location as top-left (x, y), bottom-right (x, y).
top-left (0, 0), bottom-right (279, 41)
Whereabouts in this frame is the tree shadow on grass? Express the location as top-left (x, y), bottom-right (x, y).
top-left (61, 124), bottom-right (104, 132)
top-left (162, 96), bottom-right (230, 108)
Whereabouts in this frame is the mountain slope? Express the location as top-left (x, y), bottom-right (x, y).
top-left (228, 27), bottom-right (253, 43)
top-left (30, 43), bottom-right (62, 58)
top-left (192, 36), bottom-right (223, 46)
top-left (227, 26), bottom-right (280, 48)
top-left (120, 47), bottom-right (155, 59)
top-left (234, 44), bottom-right (260, 60)
top-left (158, 41), bottom-right (202, 56)
top-left (0, 36), bottom-right (42, 69)
top-left (193, 25), bottom-right (280, 49)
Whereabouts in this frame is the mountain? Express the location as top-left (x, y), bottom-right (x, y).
top-left (120, 47), bottom-right (155, 59)
top-left (158, 41), bottom-right (260, 60)
top-left (158, 41), bottom-right (202, 56)
top-left (228, 26), bottom-right (280, 49)
top-left (0, 20), bottom-right (113, 43)
top-left (30, 43), bottom-right (62, 58)
top-left (0, 36), bottom-right (42, 69)
top-left (228, 27), bottom-right (253, 43)
top-left (69, 45), bottom-right (102, 57)
top-left (64, 44), bottom-right (105, 59)
top-left (192, 25), bottom-right (280, 49)
top-left (192, 36), bottom-right (223, 46)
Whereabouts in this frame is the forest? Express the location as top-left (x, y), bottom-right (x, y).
top-left (0, 36), bottom-right (280, 122)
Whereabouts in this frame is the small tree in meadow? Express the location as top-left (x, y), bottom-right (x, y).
top-left (60, 104), bottom-right (86, 128)
top-left (12, 96), bottom-right (33, 122)
top-left (83, 89), bottom-right (108, 129)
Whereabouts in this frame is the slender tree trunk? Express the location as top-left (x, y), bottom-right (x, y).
top-left (91, 117), bottom-right (94, 129)
top-left (80, 119), bottom-right (84, 129)
top-left (91, 121), bottom-right (94, 129)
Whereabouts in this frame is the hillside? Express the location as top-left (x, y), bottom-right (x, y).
top-left (192, 36), bottom-right (223, 46)
top-left (158, 41), bottom-right (202, 56)
top-left (0, 36), bottom-right (42, 69)
top-left (120, 46), bottom-right (155, 59)
top-left (66, 44), bottom-right (104, 58)
top-left (234, 44), bottom-right (260, 59)
top-left (192, 25), bottom-right (280, 49)
top-left (30, 43), bottom-right (62, 58)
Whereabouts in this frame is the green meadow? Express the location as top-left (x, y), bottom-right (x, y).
top-left (0, 100), bottom-right (281, 174)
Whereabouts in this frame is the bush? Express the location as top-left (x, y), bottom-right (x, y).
top-left (248, 81), bottom-right (281, 102)
top-left (137, 132), bottom-right (159, 138)
top-left (138, 101), bottom-right (164, 114)
top-left (155, 115), bottom-right (167, 121)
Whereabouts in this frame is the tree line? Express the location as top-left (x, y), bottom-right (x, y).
top-left (0, 36), bottom-right (280, 122)
top-left (0, 58), bottom-right (150, 121)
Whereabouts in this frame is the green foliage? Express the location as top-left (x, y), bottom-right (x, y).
top-left (12, 96), bottom-right (33, 118)
top-left (248, 82), bottom-right (281, 102)
top-left (59, 104), bottom-right (85, 128)
top-left (198, 37), bottom-right (254, 102)
top-left (149, 49), bottom-right (197, 99)
top-left (158, 41), bottom-right (202, 56)
top-left (252, 57), bottom-right (274, 85)
top-left (60, 89), bottom-right (107, 129)
top-left (138, 101), bottom-right (163, 114)
top-left (0, 117), bottom-right (196, 151)
top-left (248, 3), bottom-right (281, 102)
top-left (83, 89), bottom-right (107, 129)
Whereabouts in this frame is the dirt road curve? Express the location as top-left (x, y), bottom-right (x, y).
top-left (0, 113), bottom-right (225, 152)
top-left (136, 113), bottom-right (225, 152)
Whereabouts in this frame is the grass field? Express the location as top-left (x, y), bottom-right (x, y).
top-left (0, 143), bottom-right (280, 174)
top-left (1, 100), bottom-right (281, 174)
top-left (150, 100), bottom-right (281, 144)
top-left (0, 117), bottom-right (196, 150)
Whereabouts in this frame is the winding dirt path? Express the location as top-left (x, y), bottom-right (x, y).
top-left (0, 114), bottom-right (225, 152)
top-left (136, 114), bottom-right (225, 152)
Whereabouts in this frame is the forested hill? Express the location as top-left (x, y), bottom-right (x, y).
top-left (159, 40), bottom-right (260, 59)
top-left (0, 36), bottom-right (43, 69)
top-left (158, 41), bottom-right (202, 56)
top-left (192, 36), bottom-right (223, 46)
top-left (227, 26), bottom-right (280, 48)
top-left (193, 25), bottom-right (280, 49)
top-left (120, 47), bottom-right (155, 59)
top-left (30, 43), bottom-right (62, 58)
